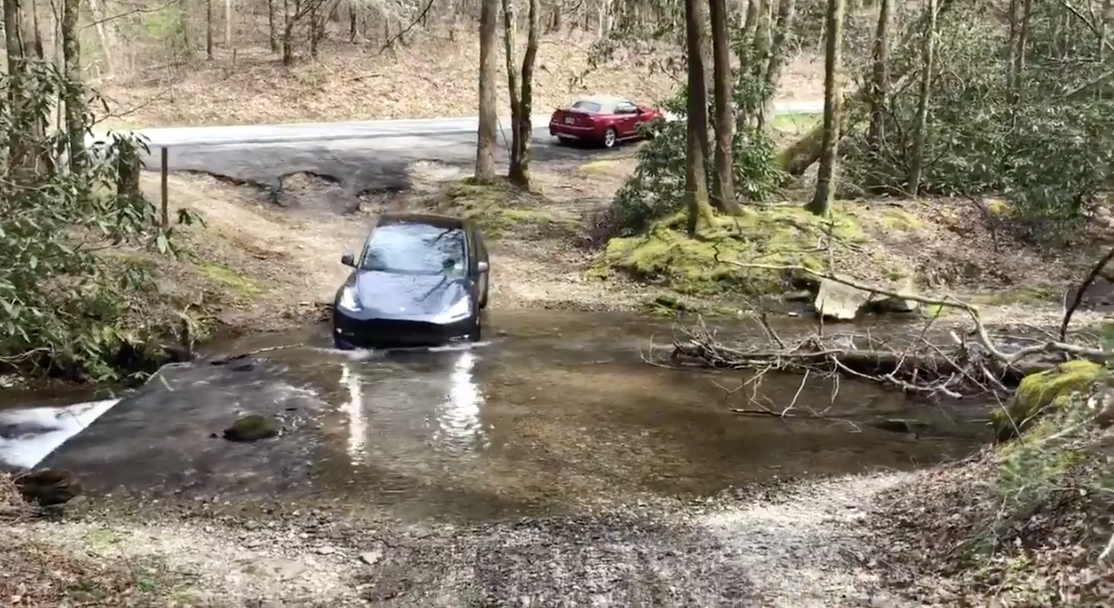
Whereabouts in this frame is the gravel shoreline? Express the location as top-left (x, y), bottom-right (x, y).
top-left (4, 471), bottom-right (928, 607)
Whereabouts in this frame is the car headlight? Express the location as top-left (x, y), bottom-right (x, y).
top-left (432, 298), bottom-right (472, 324)
top-left (337, 286), bottom-right (360, 312)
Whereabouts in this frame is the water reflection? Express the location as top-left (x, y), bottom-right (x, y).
top-left (431, 349), bottom-right (487, 452)
top-left (339, 363), bottom-right (368, 464)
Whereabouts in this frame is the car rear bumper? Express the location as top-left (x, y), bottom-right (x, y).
top-left (549, 121), bottom-right (596, 140)
top-left (333, 308), bottom-right (476, 349)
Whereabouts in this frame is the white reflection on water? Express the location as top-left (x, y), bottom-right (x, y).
top-left (431, 350), bottom-right (487, 451)
top-left (339, 363), bottom-right (367, 464)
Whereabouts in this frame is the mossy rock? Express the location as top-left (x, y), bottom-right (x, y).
top-left (436, 179), bottom-right (565, 237)
top-left (222, 414), bottom-right (281, 442)
top-left (600, 205), bottom-right (865, 297)
top-left (990, 360), bottom-right (1107, 442)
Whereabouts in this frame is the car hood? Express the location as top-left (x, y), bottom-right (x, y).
top-left (351, 271), bottom-right (470, 319)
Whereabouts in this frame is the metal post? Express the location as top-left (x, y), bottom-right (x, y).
top-left (160, 146), bottom-right (169, 228)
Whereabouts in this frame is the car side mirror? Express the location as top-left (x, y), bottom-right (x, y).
top-left (477, 260), bottom-right (489, 273)
top-left (341, 253), bottom-right (356, 267)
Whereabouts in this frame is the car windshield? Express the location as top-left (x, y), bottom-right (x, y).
top-left (359, 222), bottom-right (466, 276)
top-left (571, 100), bottom-right (601, 113)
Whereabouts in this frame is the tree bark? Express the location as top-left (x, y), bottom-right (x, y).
top-left (207, 0), bottom-right (214, 59)
top-left (226, 0), bottom-right (233, 46)
top-left (281, 0), bottom-right (295, 64)
top-left (5, 0), bottom-right (26, 171)
top-left (1102, 0), bottom-right (1111, 62)
top-left (509, 0), bottom-right (540, 187)
top-left (906, 0), bottom-right (937, 195)
top-left (806, 0), bottom-right (846, 216)
top-left (502, 0), bottom-right (521, 175)
top-left (61, 0), bottom-right (83, 172)
top-left (867, 0), bottom-right (891, 161)
top-left (708, 0), bottom-right (740, 214)
top-left (475, 0), bottom-right (499, 182)
top-left (762, 0), bottom-right (797, 121)
top-left (269, 0), bottom-right (280, 50)
top-left (684, 0), bottom-right (716, 235)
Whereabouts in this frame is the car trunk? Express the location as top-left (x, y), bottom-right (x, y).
top-left (552, 108), bottom-right (594, 127)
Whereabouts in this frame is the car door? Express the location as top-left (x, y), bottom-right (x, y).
top-left (614, 101), bottom-right (641, 138)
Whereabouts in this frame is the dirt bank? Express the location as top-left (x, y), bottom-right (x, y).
top-left (154, 147), bottom-right (1112, 343)
top-left (100, 32), bottom-right (823, 127)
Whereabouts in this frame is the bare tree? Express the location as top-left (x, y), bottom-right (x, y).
top-left (906, 0), bottom-right (938, 194)
top-left (806, 0), bottom-right (846, 216)
top-left (61, 0), bottom-right (83, 172)
top-left (684, 0), bottom-right (716, 235)
top-left (504, 0), bottom-right (540, 186)
top-left (867, 0), bottom-right (891, 161)
top-left (708, 0), bottom-right (741, 214)
top-left (475, 0), bottom-right (499, 182)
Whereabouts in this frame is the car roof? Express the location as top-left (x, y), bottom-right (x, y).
top-left (572, 94), bottom-right (633, 113)
top-left (375, 213), bottom-right (468, 231)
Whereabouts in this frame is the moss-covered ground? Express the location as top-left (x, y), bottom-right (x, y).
top-left (599, 204), bottom-right (873, 298)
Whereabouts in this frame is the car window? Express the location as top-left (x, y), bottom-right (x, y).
top-left (360, 223), bottom-right (466, 276)
top-left (615, 101), bottom-right (637, 114)
top-left (571, 100), bottom-right (601, 113)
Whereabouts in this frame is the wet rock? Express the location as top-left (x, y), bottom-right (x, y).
top-left (222, 414), bottom-right (281, 442)
top-left (15, 468), bottom-right (81, 507)
top-left (360, 549), bottom-right (383, 566)
top-left (814, 279), bottom-right (871, 321)
top-left (259, 557), bottom-right (308, 581)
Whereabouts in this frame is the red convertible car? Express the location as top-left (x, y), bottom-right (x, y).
top-left (548, 95), bottom-right (663, 148)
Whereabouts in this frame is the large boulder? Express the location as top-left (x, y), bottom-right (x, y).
top-left (990, 360), bottom-right (1108, 442)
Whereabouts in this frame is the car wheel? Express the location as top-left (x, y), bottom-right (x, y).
top-left (602, 127), bottom-right (618, 149)
top-left (470, 316), bottom-right (483, 342)
top-left (333, 333), bottom-right (354, 351)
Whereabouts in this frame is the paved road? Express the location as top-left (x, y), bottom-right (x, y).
top-left (105, 100), bottom-right (822, 204)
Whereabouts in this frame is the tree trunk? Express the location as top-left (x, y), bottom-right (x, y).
top-left (61, 0), bottom-right (83, 172)
top-left (207, 0), bottom-right (214, 59)
top-left (1014, 0), bottom-right (1032, 81)
top-left (87, 0), bottom-right (113, 73)
top-left (906, 0), bottom-right (937, 195)
top-left (5, 0), bottom-right (26, 171)
top-left (502, 0), bottom-right (521, 174)
top-left (684, 0), bottom-right (716, 235)
top-left (348, 4), bottom-right (357, 42)
top-left (475, 0), bottom-right (499, 182)
top-left (866, 0), bottom-right (891, 160)
top-left (805, 0), bottom-right (846, 216)
top-left (269, 0), bottom-right (280, 51)
top-left (282, 0), bottom-right (296, 64)
top-left (225, 0), bottom-right (233, 46)
top-left (1102, 0), bottom-right (1111, 62)
top-left (1006, 0), bottom-right (1019, 90)
top-left (510, 0), bottom-right (540, 187)
top-left (762, 0), bottom-right (797, 118)
top-left (780, 0), bottom-right (956, 177)
top-left (708, 0), bottom-right (740, 214)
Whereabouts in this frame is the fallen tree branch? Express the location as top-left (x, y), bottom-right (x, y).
top-left (1060, 244), bottom-right (1114, 342)
top-left (721, 261), bottom-right (1112, 365)
top-left (661, 262), bottom-right (1108, 398)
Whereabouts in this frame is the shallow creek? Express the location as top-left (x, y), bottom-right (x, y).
top-left (0, 310), bottom-right (989, 521)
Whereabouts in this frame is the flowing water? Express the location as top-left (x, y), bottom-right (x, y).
top-left (0, 310), bottom-right (990, 521)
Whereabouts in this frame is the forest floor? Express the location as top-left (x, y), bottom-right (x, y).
top-left (95, 31), bottom-right (824, 127)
